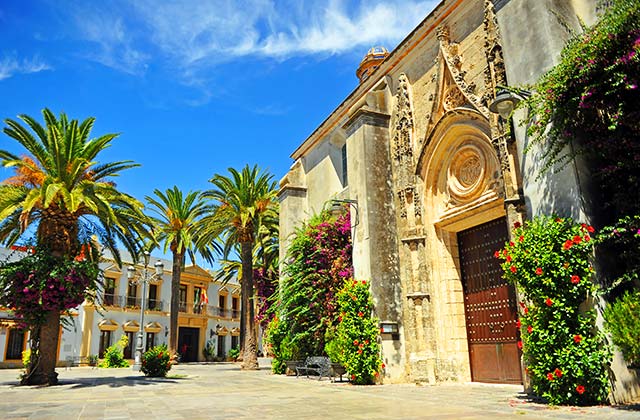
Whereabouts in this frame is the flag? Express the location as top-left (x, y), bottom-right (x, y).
top-left (201, 288), bottom-right (209, 305)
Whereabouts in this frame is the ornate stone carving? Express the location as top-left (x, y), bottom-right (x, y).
top-left (437, 25), bottom-right (490, 117)
top-left (443, 86), bottom-right (466, 111)
top-left (391, 73), bottom-right (421, 219)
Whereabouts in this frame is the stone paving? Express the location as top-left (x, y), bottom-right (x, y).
top-left (0, 359), bottom-right (638, 419)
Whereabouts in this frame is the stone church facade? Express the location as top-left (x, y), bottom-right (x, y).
top-left (279, 0), bottom-right (639, 402)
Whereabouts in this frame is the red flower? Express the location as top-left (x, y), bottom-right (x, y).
top-left (381, 363), bottom-right (386, 369)
top-left (502, 249), bottom-right (508, 257)
top-left (563, 240), bottom-right (573, 250)
top-left (547, 372), bottom-right (554, 381)
top-left (519, 302), bottom-right (526, 309)
top-left (554, 368), bottom-right (562, 378)
top-left (357, 349), bottom-right (363, 354)
top-left (571, 275), bottom-right (580, 284)
top-left (494, 250), bottom-right (500, 258)
top-left (545, 298), bottom-right (553, 307)
top-left (576, 385), bottom-right (585, 394)
top-left (351, 374), bottom-right (356, 380)
top-left (574, 334), bottom-right (582, 343)
top-left (353, 339), bottom-right (359, 345)
top-left (510, 265), bottom-right (517, 273)
top-left (517, 341), bottom-right (523, 349)
top-left (584, 235), bottom-right (591, 242)
top-left (524, 307), bottom-right (529, 314)
top-left (585, 225), bottom-right (595, 233)
top-left (573, 235), bottom-right (582, 244)
top-left (338, 316), bottom-right (343, 322)
top-left (519, 235), bottom-right (524, 242)
top-left (555, 217), bottom-right (563, 223)
top-left (535, 267), bottom-right (543, 275)
top-left (361, 280), bottom-right (366, 285)
top-left (506, 255), bottom-right (512, 262)
top-left (514, 221), bottom-right (521, 228)
top-left (364, 340), bottom-right (369, 345)
top-left (352, 295), bottom-right (357, 301)
top-left (516, 319), bottom-right (521, 329)
top-left (358, 311), bottom-right (364, 317)
top-left (352, 280), bottom-right (357, 286)
top-left (509, 241), bottom-right (515, 247)
top-left (527, 325), bottom-right (533, 334)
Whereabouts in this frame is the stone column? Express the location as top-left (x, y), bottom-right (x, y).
top-left (342, 106), bottom-right (405, 381)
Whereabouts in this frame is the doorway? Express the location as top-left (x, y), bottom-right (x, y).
top-left (178, 327), bottom-right (200, 362)
top-left (458, 217), bottom-right (522, 384)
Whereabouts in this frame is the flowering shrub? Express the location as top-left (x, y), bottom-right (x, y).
top-left (268, 209), bottom-right (353, 373)
top-left (0, 249), bottom-right (101, 327)
top-left (328, 279), bottom-right (383, 385)
top-left (100, 335), bottom-right (130, 368)
top-left (523, 1), bottom-right (639, 217)
top-left (597, 215), bottom-right (640, 291)
top-left (498, 216), bottom-right (610, 405)
top-left (603, 290), bottom-right (640, 368)
top-left (141, 345), bottom-right (172, 377)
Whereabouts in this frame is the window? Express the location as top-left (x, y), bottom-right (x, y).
top-left (341, 143), bottom-right (348, 187)
top-left (99, 330), bottom-right (112, 358)
top-left (231, 335), bottom-right (239, 350)
top-left (145, 332), bottom-right (156, 352)
top-left (217, 335), bottom-right (226, 358)
top-left (179, 285), bottom-right (187, 312)
top-left (148, 284), bottom-right (158, 310)
top-left (6, 328), bottom-right (26, 360)
top-left (104, 277), bottom-right (116, 306)
top-left (218, 294), bottom-right (226, 309)
top-left (232, 296), bottom-right (239, 318)
top-left (123, 331), bottom-right (135, 359)
top-left (193, 287), bottom-right (202, 314)
top-left (127, 283), bottom-right (138, 307)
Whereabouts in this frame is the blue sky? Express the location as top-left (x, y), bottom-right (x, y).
top-left (0, 0), bottom-right (437, 262)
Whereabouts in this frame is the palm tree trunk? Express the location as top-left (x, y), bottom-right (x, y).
top-left (22, 311), bottom-right (60, 385)
top-left (240, 240), bottom-right (259, 370)
top-left (169, 250), bottom-right (183, 356)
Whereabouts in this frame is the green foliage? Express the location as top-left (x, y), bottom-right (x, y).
top-left (498, 216), bottom-right (611, 405)
top-left (22, 349), bottom-right (30, 370)
top-left (228, 347), bottom-right (240, 360)
top-left (329, 279), bottom-right (383, 385)
top-left (99, 335), bottom-right (130, 368)
top-left (141, 345), bottom-right (172, 377)
top-left (87, 354), bottom-right (98, 366)
top-left (604, 290), bottom-right (640, 367)
top-left (267, 209), bottom-right (353, 373)
top-left (522, 0), bottom-right (639, 217)
top-left (596, 215), bottom-right (640, 291)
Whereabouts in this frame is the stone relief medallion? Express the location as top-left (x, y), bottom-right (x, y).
top-left (447, 144), bottom-right (487, 204)
top-left (443, 86), bottom-right (466, 112)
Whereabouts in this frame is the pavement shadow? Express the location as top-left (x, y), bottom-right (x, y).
top-left (63, 375), bottom-right (190, 389)
top-left (514, 391), bottom-right (640, 412)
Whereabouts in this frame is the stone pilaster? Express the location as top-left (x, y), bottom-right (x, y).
top-left (342, 107), bottom-right (406, 382)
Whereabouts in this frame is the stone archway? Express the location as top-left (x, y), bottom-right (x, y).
top-left (416, 109), bottom-right (521, 384)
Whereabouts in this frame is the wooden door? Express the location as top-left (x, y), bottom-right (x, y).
top-left (458, 218), bottom-right (522, 384)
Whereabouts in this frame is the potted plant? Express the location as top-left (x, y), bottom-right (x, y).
top-left (88, 354), bottom-right (98, 367)
top-left (227, 347), bottom-right (240, 362)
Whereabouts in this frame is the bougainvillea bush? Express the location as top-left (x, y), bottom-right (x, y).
top-left (498, 216), bottom-right (610, 405)
top-left (141, 345), bottom-right (172, 377)
top-left (523, 1), bottom-right (639, 218)
top-left (327, 279), bottom-right (383, 385)
top-left (0, 248), bottom-right (100, 327)
top-left (267, 209), bottom-right (353, 373)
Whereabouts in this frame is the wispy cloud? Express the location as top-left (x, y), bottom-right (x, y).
top-left (0, 54), bottom-right (51, 80)
top-left (69, 0), bottom-right (436, 72)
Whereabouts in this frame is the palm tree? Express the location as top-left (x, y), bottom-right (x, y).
top-left (145, 186), bottom-right (217, 355)
top-left (203, 165), bottom-right (277, 370)
top-left (0, 109), bottom-right (148, 385)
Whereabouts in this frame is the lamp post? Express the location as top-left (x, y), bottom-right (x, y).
top-left (329, 198), bottom-right (359, 227)
top-left (127, 251), bottom-right (164, 371)
top-left (488, 86), bottom-right (532, 119)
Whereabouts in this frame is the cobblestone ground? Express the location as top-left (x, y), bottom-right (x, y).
top-left (0, 360), bottom-right (638, 419)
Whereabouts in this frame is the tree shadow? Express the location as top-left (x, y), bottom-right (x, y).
top-left (1, 375), bottom-right (190, 389)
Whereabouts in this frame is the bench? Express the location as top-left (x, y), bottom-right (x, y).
top-left (295, 356), bottom-right (331, 381)
top-left (64, 356), bottom-right (97, 369)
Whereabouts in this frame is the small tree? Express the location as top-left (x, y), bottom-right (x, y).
top-left (497, 216), bottom-right (610, 405)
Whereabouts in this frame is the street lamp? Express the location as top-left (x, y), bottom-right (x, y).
top-left (127, 251), bottom-right (164, 371)
top-left (488, 87), bottom-right (531, 119)
top-left (329, 198), bottom-right (359, 227)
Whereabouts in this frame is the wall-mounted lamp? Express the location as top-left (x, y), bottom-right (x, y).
top-left (164, 325), bottom-right (169, 337)
top-left (329, 198), bottom-right (359, 227)
top-left (488, 87), bottom-right (531, 119)
top-left (379, 321), bottom-right (399, 335)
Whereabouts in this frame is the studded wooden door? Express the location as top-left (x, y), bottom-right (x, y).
top-left (458, 218), bottom-right (522, 384)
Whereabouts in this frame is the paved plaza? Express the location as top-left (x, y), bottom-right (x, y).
top-left (0, 360), bottom-right (638, 419)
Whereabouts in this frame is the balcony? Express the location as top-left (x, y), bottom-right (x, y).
top-left (207, 306), bottom-right (234, 318)
top-left (101, 294), bottom-right (164, 312)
